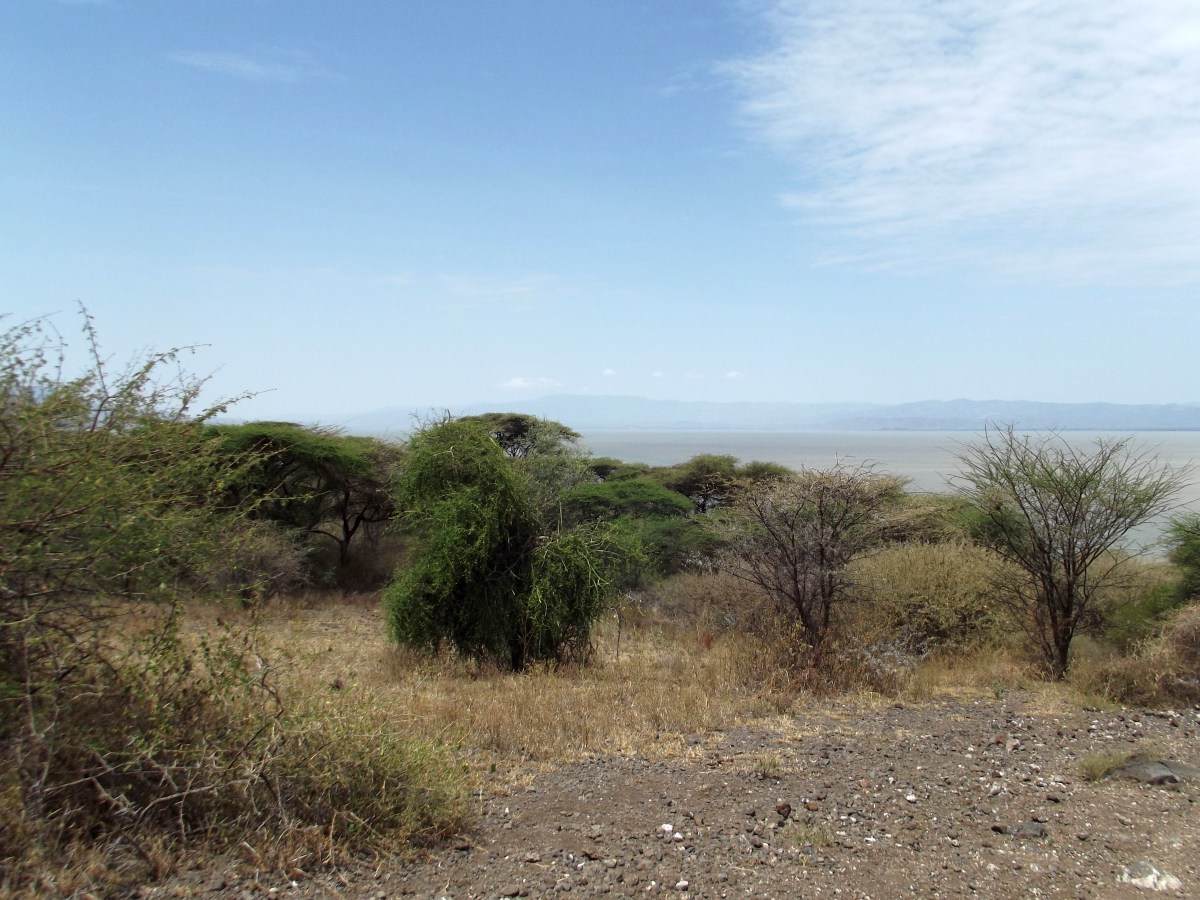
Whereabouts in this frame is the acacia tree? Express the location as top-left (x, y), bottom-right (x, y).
top-left (954, 427), bottom-right (1188, 678)
top-left (211, 422), bottom-right (400, 566)
top-left (457, 412), bottom-right (581, 458)
top-left (713, 462), bottom-right (907, 654)
top-left (655, 455), bottom-right (792, 513)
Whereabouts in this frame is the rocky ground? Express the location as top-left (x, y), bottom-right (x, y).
top-left (152, 692), bottom-right (1200, 899)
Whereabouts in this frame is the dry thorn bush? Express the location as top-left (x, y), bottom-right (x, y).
top-left (1068, 603), bottom-right (1200, 706)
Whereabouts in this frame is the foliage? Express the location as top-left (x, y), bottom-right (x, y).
top-left (1, 313), bottom-right (254, 796)
top-left (879, 492), bottom-right (977, 544)
top-left (954, 426), bottom-right (1187, 678)
top-left (1071, 603), bottom-right (1200, 706)
top-left (457, 412), bottom-right (580, 458)
top-left (562, 479), bottom-right (720, 579)
top-left (653, 454), bottom-right (739, 513)
top-left (1098, 559), bottom-right (1181, 651)
top-left (654, 454), bottom-right (792, 513)
top-left (562, 477), bottom-right (694, 525)
top-left (710, 462), bottom-right (908, 654)
top-left (210, 421), bottom-right (401, 571)
top-left (0, 314), bottom-right (465, 889)
top-left (384, 418), bottom-right (618, 670)
top-left (588, 456), bottom-right (652, 481)
top-left (614, 514), bottom-right (725, 576)
top-left (1166, 513), bottom-right (1200, 602)
top-left (509, 423), bottom-right (594, 526)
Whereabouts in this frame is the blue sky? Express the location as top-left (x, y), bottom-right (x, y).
top-left (4, 0), bottom-right (1199, 421)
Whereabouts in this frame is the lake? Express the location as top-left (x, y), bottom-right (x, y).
top-left (579, 430), bottom-right (1200, 549)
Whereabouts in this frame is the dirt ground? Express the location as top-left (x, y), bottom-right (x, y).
top-left (149, 691), bottom-right (1200, 899)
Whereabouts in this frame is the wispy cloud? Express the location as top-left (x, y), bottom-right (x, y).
top-left (442, 273), bottom-right (564, 301)
top-left (726, 1), bottom-right (1200, 283)
top-left (170, 50), bottom-right (324, 83)
top-left (502, 376), bottom-right (562, 390)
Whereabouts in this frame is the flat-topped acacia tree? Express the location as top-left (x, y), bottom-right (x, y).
top-left (210, 422), bottom-right (399, 566)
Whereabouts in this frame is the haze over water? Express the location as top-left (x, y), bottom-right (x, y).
top-left (581, 431), bottom-right (1200, 549)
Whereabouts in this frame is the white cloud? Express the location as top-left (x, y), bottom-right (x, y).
top-left (727, 0), bottom-right (1200, 283)
top-left (501, 376), bottom-right (562, 390)
top-left (601, 368), bottom-right (616, 376)
top-left (170, 50), bottom-right (318, 83)
top-left (652, 371), bottom-right (667, 379)
top-left (724, 371), bottom-right (742, 380)
top-left (443, 273), bottom-right (564, 300)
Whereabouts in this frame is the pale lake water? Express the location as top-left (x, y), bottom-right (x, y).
top-left (580, 430), bottom-right (1200, 551)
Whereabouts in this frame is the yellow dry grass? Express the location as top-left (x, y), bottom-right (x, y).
top-left (197, 590), bottom-right (1050, 790)
top-left (244, 595), bottom-right (776, 777)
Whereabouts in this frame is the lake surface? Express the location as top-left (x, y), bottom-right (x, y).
top-left (580, 430), bottom-right (1200, 549)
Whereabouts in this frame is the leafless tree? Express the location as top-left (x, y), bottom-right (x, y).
top-left (713, 461), bottom-right (908, 656)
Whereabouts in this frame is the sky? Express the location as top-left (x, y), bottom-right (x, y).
top-left (3, 0), bottom-right (1199, 421)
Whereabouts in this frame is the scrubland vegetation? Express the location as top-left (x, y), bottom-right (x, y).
top-left (3, 314), bottom-right (1199, 895)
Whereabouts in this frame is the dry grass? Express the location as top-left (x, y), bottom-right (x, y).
top-left (241, 587), bottom-right (1048, 784)
top-left (253, 600), bottom-right (784, 773)
top-left (1067, 602), bottom-right (1200, 706)
top-left (11, 578), bottom-right (1153, 896)
top-left (1079, 749), bottom-right (1142, 782)
top-left (2, 591), bottom-right (468, 898)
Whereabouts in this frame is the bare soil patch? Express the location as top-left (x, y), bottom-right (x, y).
top-left (147, 690), bottom-right (1200, 898)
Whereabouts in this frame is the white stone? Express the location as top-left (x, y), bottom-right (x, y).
top-left (1120, 863), bottom-right (1184, 892)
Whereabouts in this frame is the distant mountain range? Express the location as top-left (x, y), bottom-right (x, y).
top-left (327, 396), bottom-right (1200, 435)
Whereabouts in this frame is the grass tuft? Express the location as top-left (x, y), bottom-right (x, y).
top-left (1079, 750), bottom-right (1142, 783)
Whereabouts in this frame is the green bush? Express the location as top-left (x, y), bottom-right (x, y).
top-left (385, 419), bottom-right (619, 669)
top-left (1167, 514), bottom-right (1200, 602)
top-left (1099, 559), bottom-right (1182, 651)
top-left (562, 477), bottom-right (693, 524)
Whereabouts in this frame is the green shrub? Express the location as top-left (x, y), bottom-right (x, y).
top-left (562, 477), bottom-right (693, 524)
top-left (385, 419), bottom-right (619, 669)
top-left (1167, 514), bottom-right (1200, 602)
top-left (1099, 559), bottom-right (1182, 651)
